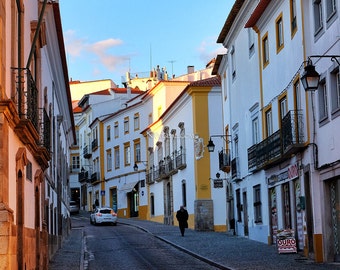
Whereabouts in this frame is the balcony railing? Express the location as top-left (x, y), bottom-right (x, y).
top-left (91, 138), bottom-right (98, 151)
top-left (90, 172), bottom-right (99, 184)
top-left (78, 171), bottom-right (89, 183)
top-left (149, 148), bottom-right (187, 182)
top-left (281, 110), bottom-right (305, 154)
top-left (146, 168), bottom-right (154, 184)
top-left (231, 157), bottom-right (241, 181)
top-left (175, 148), bottom-right (186, 170)
top-left (13, 68), bottom-right (51, 153)
top-left (218, 149), bottom-right (231, 173)
top-left (247, 110), bottom-right (306, 171)
top-left (83, 145), bottom-right (92, 159)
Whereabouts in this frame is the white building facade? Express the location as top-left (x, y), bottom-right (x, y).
top-left (214, 0), bottom-right (340, 263)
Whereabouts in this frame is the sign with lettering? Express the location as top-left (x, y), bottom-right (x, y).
top-left (214, 179), bottom-right (223, 188)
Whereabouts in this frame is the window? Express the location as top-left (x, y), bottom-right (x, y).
top-left (114, 146), bottom-right (120, 169)
top-left (250, 103), bottom-right (260, 145)
top-left (134, 113), bottom-right (140, 130)
top-left (114, 121), bottom-right (119, 138)
top-left (26, 161), bottom-right (32, 181)
top-left (313, 0), bottom-right (323, 34)
top-left (92, 127), bottom-right (98, 150)
top-left (106, 149), bottom-right (112, 171)
top-left (318, 80), bottom-right (328, 121)
top-left (236, 189), bottom-right (242, 222)
top-left (124, 143), bottom-right (131, 166)
top-left (252, 117), bottom-right (259, 145)
top-left (290, 0), bottom-right (297, 36)
top-left (262, 33), bottom-right (269, 68)
top-left (182, 180), bottom-right (187, 207)
top-left (279, 95), bottom-right (288, 127)
top-left (107, 125), bottom-right (111, 141)
top-left (230, 45), bottom-right (236, 78)
top-left (134, 140), bottom-right (141, 162)
top-left (124, 117), bottom-right (129, 134)
top-left (330, 69), bottom-right (340, 114)
top-left (294, 79), bottom-right (302, 111)
top-left (253, 185), bottom-right (262, 223)
top-left (326, 0), bottom-right (336, 20)
top-left (265, 108), bottom-right (273, 137)
top-left (248, 29), bottom-right (255, 56)
top-left (72, 155), bottom-right (80, 170)
top-left (150, 193), bottom-right (155, 216)
top-left (276, 14), bottom-right (284, 53)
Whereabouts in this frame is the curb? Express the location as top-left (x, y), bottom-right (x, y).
top-left (120, 221), bottom-right (233, 270)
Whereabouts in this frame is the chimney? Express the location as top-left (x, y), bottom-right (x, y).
top-left (187, 65), bottom-right (194, 74)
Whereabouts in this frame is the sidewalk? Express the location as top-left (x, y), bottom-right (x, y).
top-left (120, 218), bottom-right (340, 270)
top-left (49, 213), bottom-right (340, 270)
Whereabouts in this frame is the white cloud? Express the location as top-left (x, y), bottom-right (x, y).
top-left (197, 37), bottom-right (227, 63)
top-left (64, 31), bottom-right (131, 75)
top-left (64, 30), bottom-right (86, 57)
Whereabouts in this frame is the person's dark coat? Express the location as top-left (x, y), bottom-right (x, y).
top-left (176, 206), bottom-right (188, 236)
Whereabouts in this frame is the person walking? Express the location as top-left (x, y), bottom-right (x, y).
top-left (176, 206), bottom-right (188, 236)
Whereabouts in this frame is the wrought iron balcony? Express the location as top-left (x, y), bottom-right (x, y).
top-left (90, 172), bottom-right (99, 184)
top-left (91, 138), bottom-right (98, 151)
top-left (12, 68), bottom-right (51, 159)
top-left (231, 157), bottom-right (241, 181)
top-left (175, 148), bottom-right (186, 170)
top-left (218, 149), bottom-right (231, 173)
top-left (165, 156), bottom-right (176, 176)
top-left (247, 110), bottom-right (306, 171)
top-left (281, 110), bottom-right (305, 155)
top-left (146, 169), bottom-right (154, 184)
top-left (78, 171), bottom-right (89, 183)
top-left (83, 145), bottom-right (92, 159)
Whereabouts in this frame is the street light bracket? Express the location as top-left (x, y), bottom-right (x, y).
top-left (207, 135), bottom-right (232, 153)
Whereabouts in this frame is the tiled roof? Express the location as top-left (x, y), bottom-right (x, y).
top-left (189, 76), bottom-right (221, 87)
top-left (217, 0), bottom-right (246, 43)
top-left (245, 0), bottom-right (271, 28)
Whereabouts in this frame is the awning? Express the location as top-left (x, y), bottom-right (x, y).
top-left (120, 181), bottom-right (139, 193)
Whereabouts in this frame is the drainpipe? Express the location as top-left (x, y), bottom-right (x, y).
top-left (16, 0), bottom-right (23, 115)
top-left (26, 0), bottom-right (48, 69)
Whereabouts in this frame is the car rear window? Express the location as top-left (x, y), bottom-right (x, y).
top-left (100, 209), bottom-right (112, 214)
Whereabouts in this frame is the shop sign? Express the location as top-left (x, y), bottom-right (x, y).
top-left (277, 229), bottom-right (297, 254)
top-left (213, 179), bottom-right (223, 188)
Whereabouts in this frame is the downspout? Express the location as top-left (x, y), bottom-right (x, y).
top-left (26, 0), bottom-right (48, 69)
top-left (16, 0), bottom-right (23, 115)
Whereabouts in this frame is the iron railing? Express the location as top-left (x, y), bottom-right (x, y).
top-left (247, 110), bottom-right (305, 171)
top-left (12, 68), bottom-right (50, 152)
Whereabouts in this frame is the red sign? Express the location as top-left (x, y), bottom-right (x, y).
top-left (277, 237), bottom-right (297, 254)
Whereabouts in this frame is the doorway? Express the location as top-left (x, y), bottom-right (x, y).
top-left (243, 191), bottom-right (248, 236)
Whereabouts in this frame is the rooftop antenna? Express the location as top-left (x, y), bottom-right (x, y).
top-left (168, 60), bottom-right (176, 78)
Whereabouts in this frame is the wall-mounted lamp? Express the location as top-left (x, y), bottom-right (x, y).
top-left (207, 135), bottom-right (232, 153)
top-left (301, 55), bottom-right (340, 91)
top-left (133, 161), bottom-right (148, 171)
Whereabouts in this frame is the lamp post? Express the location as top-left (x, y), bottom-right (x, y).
top-left (301, 55), bottom-right (340, 91)
top-left (133, 161), bottom-right (148, 171)
top-left (207, 135), bottom-right (232, 153)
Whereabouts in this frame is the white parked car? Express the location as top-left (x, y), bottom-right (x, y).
top-left (90, 207), bottom-right (117, 226)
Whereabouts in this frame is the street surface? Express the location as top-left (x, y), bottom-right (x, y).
top-left (79, 215), bottom-right (219, 270)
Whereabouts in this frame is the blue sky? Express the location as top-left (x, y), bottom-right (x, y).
top-left (59, 1), bottom-right (232, 86)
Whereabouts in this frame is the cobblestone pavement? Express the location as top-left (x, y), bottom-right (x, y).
top-left (49, 212), bottom-right (340, 270)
